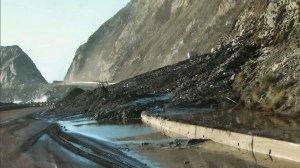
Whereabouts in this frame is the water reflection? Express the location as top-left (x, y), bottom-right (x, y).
top-left (58, 119), bottom-right (159, 142)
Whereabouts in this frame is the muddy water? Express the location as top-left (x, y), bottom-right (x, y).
top-left (26, 135), bottom-right (99, 168)
top-left (56, 117), bottom-right (300, 168)
top-left (131, 93), bottom-right (172, 106)
top-left (158, 107), bottom-right (300, 143)
top-left (58, 119), bottom-right (168, 142)
top-left (57, 118), bottom-right (174, 167)
top-left (135, 141), bottom-right (300, 168)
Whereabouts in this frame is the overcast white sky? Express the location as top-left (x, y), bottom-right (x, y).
top-left (1, 0), bottom-right (130, 82)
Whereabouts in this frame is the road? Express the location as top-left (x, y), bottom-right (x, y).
top-left (0, 107), bottom-right (100, 168)
top-left (0, 107), bottom-right (147, 168)
top-left (0, 107), bottom-right (46, 125)
top-left (1, 107), bottom-right (299, 168)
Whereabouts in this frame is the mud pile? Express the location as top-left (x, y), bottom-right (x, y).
top-left (52, 0), bottom-right (300, 120)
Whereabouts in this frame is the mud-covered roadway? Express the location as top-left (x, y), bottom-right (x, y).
top-left (2, 107), bottom-right (300, 168)
top-left (0, 107), bottom-right (147, 168)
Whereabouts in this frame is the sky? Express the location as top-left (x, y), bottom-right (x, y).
top-left (1, 0), bottom-right (130, 82)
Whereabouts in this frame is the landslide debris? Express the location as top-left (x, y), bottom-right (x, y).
top-left (51, 0), bottom-right (300, 121)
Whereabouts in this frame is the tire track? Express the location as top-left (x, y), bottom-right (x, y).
top-left (47, 124), bottom-right (148, 168)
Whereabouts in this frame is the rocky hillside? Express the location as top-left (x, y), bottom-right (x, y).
top-left (227, 0), bottom-right (300, 115)
top-left (65, 0), bottom-right (249, 83)
top-left (0, 45), bottom-right (47, 88)
top-left (53, 0), bottom-right (300, 120)
top-left (0, 46), bottom-right (74, 103)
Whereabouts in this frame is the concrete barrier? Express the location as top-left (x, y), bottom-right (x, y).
top-left (141, 113), bottom-right (300, 163)
top-left (195, 125), bottom-right (254, 151)
top-left (253, 136), bottom-right (300, 162)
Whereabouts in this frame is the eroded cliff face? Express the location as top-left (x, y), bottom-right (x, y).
top-left (65, 0), bottom-right (249, 83)
top-left (0, 45), bottom-right (47, 88)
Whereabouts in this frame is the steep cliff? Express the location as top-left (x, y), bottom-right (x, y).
top-left (65, 0), bottom-right (249, 82)
top-left (0, 45), bottom-right (47, 88)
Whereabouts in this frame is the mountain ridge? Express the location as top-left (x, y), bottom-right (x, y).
top-left (0, 45), bottom-right (47, 89)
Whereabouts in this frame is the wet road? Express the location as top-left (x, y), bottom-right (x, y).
top-left (0, 107), bottom-right (47, 125)
top-left (0, 108), bottom-right (149, 168)
top-left (0, 107), bottom-right (100, 168)
top-left (1, 107), bottom-right (300, 168)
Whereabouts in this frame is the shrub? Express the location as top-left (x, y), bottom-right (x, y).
top-left (233, 72), bottom-right (246, 91)
top-left (264, 72), bottom-right (280, 84)
top-left (269, 91), bottom-right (286, 109)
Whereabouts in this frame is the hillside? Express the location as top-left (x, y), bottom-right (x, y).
top-left (0, 46), bottom-right (74, 103)
top-left (65, 0), bottom-right (249, 82)
top-left (49, 0), bottom-right (300, 123)
top-left (0, 45), bottom-right (47, 88)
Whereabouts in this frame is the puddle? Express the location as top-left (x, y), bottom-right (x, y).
top-left (131, 93), bottom-right (172, 105)
top-left (58, 119), bottom-right (164, 142)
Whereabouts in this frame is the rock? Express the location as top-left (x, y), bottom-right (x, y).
top-left (187, 139), bottom-right (206, 145)
top-left (125, 81), bottom-right (137, 88)
top-left (142, 142), bottom-right (149, 146)
top-left (187, 51), bottom-right (198, 59)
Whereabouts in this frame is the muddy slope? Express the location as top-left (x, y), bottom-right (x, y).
top-left (53, 0), bottom-right (300, 120)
